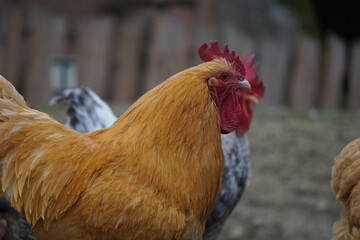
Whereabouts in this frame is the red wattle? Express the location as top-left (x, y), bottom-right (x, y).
top-left (236, 98), bottom-right (253, 134)
top-left (219, 87), bottom-right (241, 134)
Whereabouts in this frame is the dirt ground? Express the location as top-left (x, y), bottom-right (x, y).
top-left (41, 105), bottom-right (360, 240)
top-left (217, 108), bottom-right (360, 240)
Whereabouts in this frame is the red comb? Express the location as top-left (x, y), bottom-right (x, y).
top-left (241, 53), bottom-right (265, 99)
top-left (198, 40), bottom-right (245, 79)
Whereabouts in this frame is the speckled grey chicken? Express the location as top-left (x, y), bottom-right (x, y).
top-left (50, 55), bottom-right (264, 239)
top-left (49, 87), bottom-right (117, 133)
top-left (0, 197), bottom-right (36, 240)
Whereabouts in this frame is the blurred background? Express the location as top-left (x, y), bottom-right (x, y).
top-left (0, 0), bottom-right (359, 109)
top-left (1, 0), bottom-right (360, 239)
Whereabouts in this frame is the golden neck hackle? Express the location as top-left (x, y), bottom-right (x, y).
top-left (89, 60), bottom-right (231, 221)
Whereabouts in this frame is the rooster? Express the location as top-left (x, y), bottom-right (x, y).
top-left (332, 138), bottom-right (360, 239)
top-left (50, 56), bottom-right (264, 240)
top-left (204, 54), bottom-right (264, 240)
top-left (0, 197), bottom-right (35, 240)
top-left (0, 41), bottom-right (252, 240)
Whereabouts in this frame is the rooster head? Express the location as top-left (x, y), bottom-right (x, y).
top-left (235, 54), bottom-right (265, 134)
top-left (199, 41), bottom-right (252, 134)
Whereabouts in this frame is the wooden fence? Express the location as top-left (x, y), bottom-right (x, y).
top-left (0, 5), bottom-right (359, 109)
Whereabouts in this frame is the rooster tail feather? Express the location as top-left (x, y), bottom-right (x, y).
top-left (0, 75), bottom-right (26, 109)
top-left (0, 76), bottom-right (106, 228)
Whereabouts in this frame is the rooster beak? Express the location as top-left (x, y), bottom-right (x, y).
top-left (237, 79), bottom-right (251, 90)
top-left (246, 95), bottom-right (259, 104)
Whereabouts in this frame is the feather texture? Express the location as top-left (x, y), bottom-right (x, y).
top-left (332, 138), bottom-right (360, 239)
top-left (49, 87), bottom-right (117, 132)
top-left (0, 59), bottom-right (232, 240)
top-left (51, 82), bottom-right (252, 240)
top-left (204, 133), bottom-right (250, 240)
top-left (0, 197), bottom-right (36, 240)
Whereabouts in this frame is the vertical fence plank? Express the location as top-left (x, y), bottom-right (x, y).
top-left (0, 7), bottom-right (25, 88)
top-left (4, 7), bottom-right (24, 88)
top-left (259, 38), bottom-right (292, 107)
top-left (289, 33), bottom-right (321, 109)
top-left (0, 8), bottom-right (12, 74)
top-left (144, 13), bottom-right (192, 92)
top-left (189, 0), bottom-right (218, 66)
top-left (112, 15), bottom-right (146, 102)
top-left (24, 8), bottom-right (68, 106)
top-left (74, 17), bottom-right (114, 99)
top-left (347, 40), bottom-right (360, 109)
top-left (0, 6), bottom-right (354, 109)
top-left (222, 25), bottom-right (256, 57)
top-left (190, 27), bottom-right (218, 66)
top-left (320, 33), bottom-right (346, 109)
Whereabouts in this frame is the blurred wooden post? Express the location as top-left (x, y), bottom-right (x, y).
top-left (259, 38), bottom-right (292, 107)
top-left (289, 33), bottom-right (321, 109)
top-left (0, 8), bottom-right (12, 74)
top-left (190, 0), bottom-right (218, 66)
top-left (112, 15), bottom-right (146, 102)
top-left (320, 33), bottom-right (346, 109)
top-left (75, 17), bottom-right (114, 99)
top-left (222, 25), bottom-right (256, 57)
top-left (144, 13), bottom-right (191, 92)
top-left (24, 8), bottom-right (68, 106)
top-left (347, 39), bottom-right (360, 109)
top-left (0, 7), bottom-right (25, 88)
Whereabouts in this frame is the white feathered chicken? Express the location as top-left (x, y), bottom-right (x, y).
top-left (50, 55), bottom-right (264, 240)
top-left (49, 88), bottom-right (116, 133)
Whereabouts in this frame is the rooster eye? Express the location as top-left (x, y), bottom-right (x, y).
top-left (220, 73), bottom-right (230, 81)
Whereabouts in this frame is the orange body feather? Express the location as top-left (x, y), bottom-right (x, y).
top-left (332, 138), bottom-right (360, 239)
top-left (0, 59), bottom-right (233, 239)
